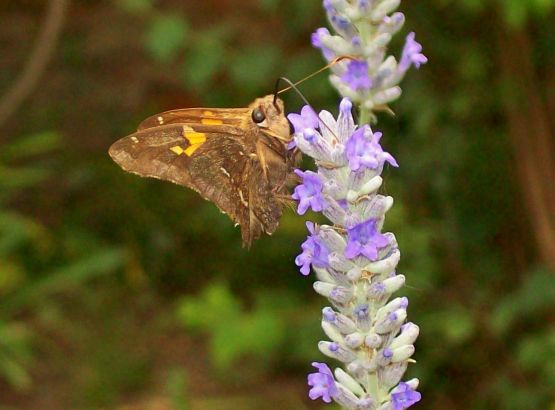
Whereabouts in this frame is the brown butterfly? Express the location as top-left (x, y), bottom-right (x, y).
top-left (109, 95), bottom-right (299, 247)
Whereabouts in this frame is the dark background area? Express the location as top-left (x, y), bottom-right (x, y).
top-left (0, 0), bottom-right (554, 409)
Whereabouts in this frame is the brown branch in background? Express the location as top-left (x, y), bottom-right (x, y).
top-left (497, 25), bottom-right (555, 271)
top-left (0, 0), bottom-right (69, 129)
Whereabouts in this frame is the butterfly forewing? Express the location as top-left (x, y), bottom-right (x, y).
top-left (137, 108), bottom-right (249, 131)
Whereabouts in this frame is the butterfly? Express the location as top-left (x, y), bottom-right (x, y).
top-left (109, 95), bottom-right (299, 247)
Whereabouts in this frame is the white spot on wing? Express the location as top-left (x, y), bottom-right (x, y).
top-left (157, 116), bottom-right (164, 125)
top-left (238, 190), bottom-right (248, 207)
top-left (220, 167), bottom-right (231, 178)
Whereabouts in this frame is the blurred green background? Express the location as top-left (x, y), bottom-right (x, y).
top-left (1, 0), bottom-right (554, 409)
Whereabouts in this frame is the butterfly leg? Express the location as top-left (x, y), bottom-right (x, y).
top-left (275, 193), bottom-right (295, 204)
top-left (275, 194), bottom-right (296, 211)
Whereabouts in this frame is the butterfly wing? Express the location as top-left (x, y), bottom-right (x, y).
top-left (109, 123), bottom-right (280, 246)
top-left (137, 108), bottom-right (249, 131)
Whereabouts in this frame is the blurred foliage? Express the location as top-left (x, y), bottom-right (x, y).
top-left (177, 282), bottom-right (320, 377)
top-left (0, 0), bottom-right (554, 409)
top-left (0, 131), bottom-right (127, 392)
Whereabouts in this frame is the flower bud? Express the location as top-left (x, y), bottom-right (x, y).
top-left (365, 332), bottom-right (383, 349)
top-left (334, 368), bottom-right (365, 396)
top-left (360, 175), bottom-right (383, 196)
top-left (314, 282), bottom-right (353, 304)
top-left (376, 297), bottom-right (408, 322)
top-left (372, 86), bottom-right (402, 105)
top-left (382, 274), bottom-right (405, 293)
top-left (346, 189), bottom-right (359, 203)
top-left (368, 281), bottom-right (387, 299)
top-left (334, 382), bottom-right (361, 410)
top-left (322, 200), bottom-right (348, 226)
top-left (313, 267), bottom-right (335, 283)
top-left (319, 226), bottom-right (347, 252)
top-left (319, 341), bottom-right (357, 363)
top-left (358, 396), bottom-right (377, 409)
top-left (405, 378), bottom-right (420, 390)
top-left (391, 345), bottom-right (415, 362)
top-left (379, 362), bottom-right (408, 389)
top-left (365, 249), bottom-right (400, 274)
top-left (346, 360), bottom-right (365, 379)
top-left (371, 0), bottom-right (401, 21)
top-left (375, 308), bottom-right (407, 334)
top-left (323, 307), bottom-right (358, 334)
top-left (322, 321), bottom-right (345, 344)
top-left (344, 332), bottom-right (365, 348)
top-left (379, 12), bottom-right (405, 36)
top-left (389, 323), bottom-right (419, 349)
top-left (353, 303), bottom-right (372, 331)
top-left (328, 252), bottom-right (354, 272)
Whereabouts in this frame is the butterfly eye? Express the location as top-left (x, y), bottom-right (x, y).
top-left (288, 119), bottom-right (295, 135)
top-left (251, 108), bottom-right (266, 124)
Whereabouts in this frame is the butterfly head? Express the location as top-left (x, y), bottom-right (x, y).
top-left (249, 95), bottom-right (293, 144)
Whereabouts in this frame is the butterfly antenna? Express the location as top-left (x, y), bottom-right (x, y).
top-left (275, 55), bottom-right (356, 96)
top-left (273, 76), bottom-right (339, 141)
top-left (272, 55), bottom-right (356, 140)
top-left (273, 77), bottom-right (312, 108)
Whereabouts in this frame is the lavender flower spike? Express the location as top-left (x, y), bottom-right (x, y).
top-left (312, 0), bottom-right (427, 123)
top-left (294, 97), bottom-right (422, 410)
top-left (295, 1), bottom-right (425, 408)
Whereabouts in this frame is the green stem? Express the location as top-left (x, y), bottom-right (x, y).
top-left (359, 106), bottom-right (371, 126)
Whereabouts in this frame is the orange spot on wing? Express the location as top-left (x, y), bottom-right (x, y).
top-left (170, 146), bottom-right (184, 155)
top-left (201, 118), bottom-right (224, 125)
top-left (184, 144), bottom-right (202, 156)
top-left (183, 132), bottom-right (206, 145)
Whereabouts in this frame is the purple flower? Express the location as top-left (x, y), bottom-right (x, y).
top-left (391, 382), bottom-right (422, 410)
top-left (307, 362), bottom-right (338, 403)
top-left (345, 219), bottom-right (390, 260)
top-left (288, 105), bottom-right (320, 135)
top-left (322, 0), bottom-right (334, 13)
top-left (341, 60), bottom-right (372, 91)
top-left (295, 222), bottom-right (330, 276)
top-left (358, 0), bottom-right (370, 10)
top-left (311, 27), bottom-right (335, 61)
top-left (344, 126), bottom-right (398, 172)
top-left (292, 170), bottom-right (326, 215)
top-left (399, 32), bottom-right (428, 72)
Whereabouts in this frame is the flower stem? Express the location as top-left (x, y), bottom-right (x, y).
top-left (359, 106), bottom-right (371, 126)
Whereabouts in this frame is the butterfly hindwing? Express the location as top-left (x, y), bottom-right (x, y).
top-left (109, 123), bottom-right (273, 243)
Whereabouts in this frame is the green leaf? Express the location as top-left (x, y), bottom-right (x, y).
top-left (460, 0), bottom-right (486, 12)
top-left (490, 268), bottom-right (555, 335)
top-left (0, 211), bottom-right (47, 255)
top-left (502, 0), bottom-right (529, 27)
top-left (516, 329), bottom-right (555, 383)
top-left (116, 0), bottom-right (153, 14)
top-left (144, 14), bottom-right (189, 63)
top-left (0, 166), bottom-right (52, 190)
top-left (0, 131), bottom-right (61, 161)
top-left (230, 46), bottom-right (281, 94)
top-left (182, 37), bottom-right (225, 91)
top-left (176, 282), bottom-right (242, 330)
top-left (1, 248), bottom-right (126, 316)
top-left (166, 368), bottom-right (189, 410)
top-left (426, 308), bottom-right (475, 344)
top-left (257, 0), bottom-right (280, 12)
top-left (0, 321), bottom-right (33, 390)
